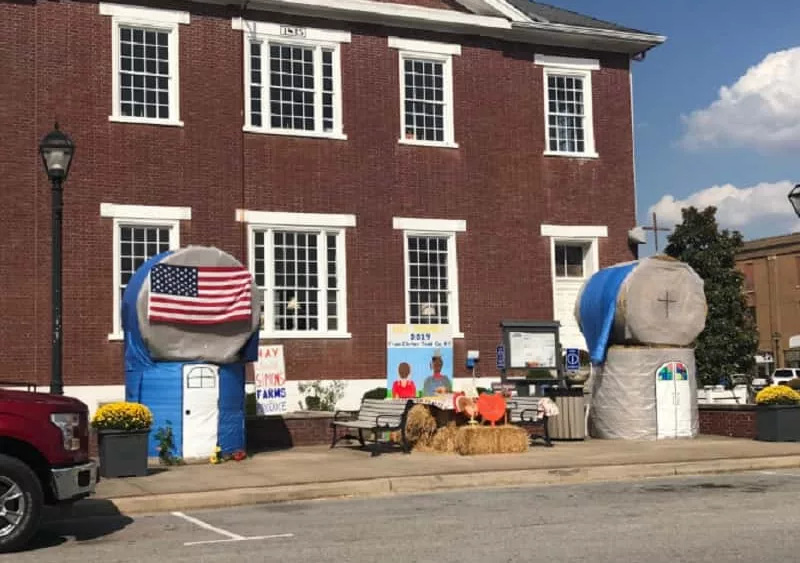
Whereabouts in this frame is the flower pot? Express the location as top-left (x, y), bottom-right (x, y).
top-left (756, 405), bottom-right (800, 442)
top-left (305, 396), bottom-right (322, 411)
top-left (97, 429), bottom-right (150, 478)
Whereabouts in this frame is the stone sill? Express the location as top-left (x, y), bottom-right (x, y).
top-left (246, 410), bottom-right (343, 421)
top-left (698, 404), bottom-right (756, 412)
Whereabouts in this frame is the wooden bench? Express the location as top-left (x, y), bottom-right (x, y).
top-left (507, 396), bottom-right (553, 447)
top-left (330, 398), bottom-right (415, 456)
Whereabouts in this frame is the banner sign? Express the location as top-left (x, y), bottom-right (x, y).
top-left (386, 324), bottom-right (453, 398)
top-left (254, 345), bottom-right (288, 415)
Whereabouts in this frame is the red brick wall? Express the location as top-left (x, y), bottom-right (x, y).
top-left (0, 1), bottom-right (636, 388)
top-left (698, 405), bottom-right (757, 439)
top-left (246, 413), bottom-right (352, 449)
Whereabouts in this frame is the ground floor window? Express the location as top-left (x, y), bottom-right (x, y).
top-left (100, 203), bottom-right (189, 338)
top-left (240, 210), bottom-right (355, 338)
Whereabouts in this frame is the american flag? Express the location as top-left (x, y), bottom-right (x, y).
top-left (147, 263), bottom-right (253, 325)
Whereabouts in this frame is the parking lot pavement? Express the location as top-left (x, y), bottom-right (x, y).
top-left (18, 469), bottom-right (800, 563)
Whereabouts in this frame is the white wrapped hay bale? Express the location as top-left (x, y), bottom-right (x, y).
top-left (590, 346), bottom-right (698, 440)
top-left (575, 255), bottom-right (707, 348)
top-left (135, 246), bottom-right (262, 363)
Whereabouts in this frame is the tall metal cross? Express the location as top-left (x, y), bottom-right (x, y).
top-left (657, 291), bottom-right (677, 318)
top-left (641, 212), bottom-right (671, 253)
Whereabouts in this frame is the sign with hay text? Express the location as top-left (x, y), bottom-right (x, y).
top-left (387, 324), bottom-right (453, 398)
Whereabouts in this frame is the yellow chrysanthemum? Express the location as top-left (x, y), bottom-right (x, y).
top-left (755, 386), bottom-right (800, 406)
top-left (91, 401), bottom-right (153, 431)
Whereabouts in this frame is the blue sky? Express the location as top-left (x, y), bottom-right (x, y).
top-left (549, 0), bottom-right (800, 252)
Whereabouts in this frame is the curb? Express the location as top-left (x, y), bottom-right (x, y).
top-left (60, 455), bottom-right (800, 519)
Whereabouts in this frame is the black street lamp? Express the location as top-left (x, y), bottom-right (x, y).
top-left (39, 123), bottom-right (75, 396)
top-left (789, 184), bottom-right (800, 218)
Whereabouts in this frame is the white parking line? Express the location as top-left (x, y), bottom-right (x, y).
top-left (172, 511), bottom-right (294, 547)
top-left (759, 471), bottom-right (800, 477)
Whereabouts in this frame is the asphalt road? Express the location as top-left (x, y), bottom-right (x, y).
top-left (17, 470), bottom-right (800, 562)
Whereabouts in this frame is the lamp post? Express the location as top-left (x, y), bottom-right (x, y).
top-left (39, 123), bottom-right (75, 396)
top-left (789, 184), bottom-right (800, 218)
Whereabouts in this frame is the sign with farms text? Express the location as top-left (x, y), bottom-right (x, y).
top-left (386, 324), bottom-right (453, 399)
top-left (254, 345), bottom-right (288, 415)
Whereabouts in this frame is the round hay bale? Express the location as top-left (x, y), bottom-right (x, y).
top-left (405, 404), bottom-right (437, 447)
top-left (575, 255), bottom-right (707, 347)
top-left (135, 246), bottom-right (261, 363)
top-left (454, 425), bottom-right (529, 455)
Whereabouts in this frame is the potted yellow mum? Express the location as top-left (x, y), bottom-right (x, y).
top-left (91, 402), bottom-right (153, 478)
top-left (755, 385), bottom-right (800, 442)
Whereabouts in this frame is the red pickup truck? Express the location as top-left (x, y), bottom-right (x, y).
top-left (0, 388), bottom-right (97, 552)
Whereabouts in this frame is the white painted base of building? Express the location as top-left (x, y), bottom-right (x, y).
top-left (16, 376), bottom-right (503, 419)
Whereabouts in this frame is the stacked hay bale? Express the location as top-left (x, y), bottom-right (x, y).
top-left (404, 404), bottom-right (529, 455)
top-left (575, 255), bottom-right (707, 440)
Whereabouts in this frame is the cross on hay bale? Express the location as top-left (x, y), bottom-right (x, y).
top-left (454, 424), bottom-right (529, 455)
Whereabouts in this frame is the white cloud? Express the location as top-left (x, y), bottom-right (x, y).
top-left (680, 47), bottom-right (800, 152)
top-left (648, 180), bottom-right (800, 235)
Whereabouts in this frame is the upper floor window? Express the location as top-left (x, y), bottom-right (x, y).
top-left (389, 37), bottom-right (460, 149)
top-left (535, 55), bottom-right (599, 158)
top-left (238, 210), bottom-right (355, 338)
top-left (554, 243), bottom-right (586, 278)
top-left (234, 19), bottom-right (350, 140)
top-left (100, 203), bottom-right (191, 339)
top-left (99, 3), bottom-right (189, 127)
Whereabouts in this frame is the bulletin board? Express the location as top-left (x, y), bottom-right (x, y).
top-left (500, 320), bottom-right (562, 381)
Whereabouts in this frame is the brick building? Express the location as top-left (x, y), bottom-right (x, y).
top-left (0, 0), bottom-right (664, 412)
top-left (736, 233), bottom-right (800, 375)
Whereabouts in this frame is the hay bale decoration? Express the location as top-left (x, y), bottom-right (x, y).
top-left (575, 255), bottom-right (707, 365)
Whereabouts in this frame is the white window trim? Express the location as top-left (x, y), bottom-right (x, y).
top-left (394, 217), bottom-right (464, 338)
top-left (238, 210), bottom-right (355, 339)
top-left (100, 3), bottom-right (189, 127)
top-left (541, 224), bottom-right (607, 319)
top-left (100, 203), bottom-right (190, 340)
top-left (390, 37), bottom-right (460, 149)
top-left (536, 54), bottom-right (599, 159)
top-left (236, 19), bottom-right (351, 140)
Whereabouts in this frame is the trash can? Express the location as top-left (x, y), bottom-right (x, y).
top-left (546, 387), bottom-right (586, 440)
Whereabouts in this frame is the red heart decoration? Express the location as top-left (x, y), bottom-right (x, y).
top-left (476, 393), bottom-right (507, 426)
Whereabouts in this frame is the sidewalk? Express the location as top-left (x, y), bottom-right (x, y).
top-left (69, 436), bottom-right (800, 517)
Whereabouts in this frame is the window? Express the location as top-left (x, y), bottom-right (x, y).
top-left (389, 37), bottom-right (460, 148)
top-left (235, 19), bottom-right (350, 139)
top-left (535, 55), bottom-right (599, 158)
top-left (742, 262), bottom-right (755, 292)
top-left (555, 244), bottom-right (586, 278)
top-left (100, 203), bottom-right (190, 339)
top-left (100, 3), bottom-right (189, 126)
top-left (186, 366), bottom-right (217, 389)
top-left (239, 210), bottom-right (355, 338)
top-left (394, 217), bottom-right (465, 337)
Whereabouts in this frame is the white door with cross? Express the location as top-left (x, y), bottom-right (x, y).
top-left (655, 361), bottom-right (692, 438)
top-left (182, 364), bottom-right (220, 459)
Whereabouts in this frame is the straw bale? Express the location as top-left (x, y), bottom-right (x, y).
top-left (405, 404), bottom-right (437, 447)
top-left (454, 425), bottom-right (529, 456)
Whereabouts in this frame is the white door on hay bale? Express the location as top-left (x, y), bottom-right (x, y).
top-left (182, 364), bottom-right (220, 458)
top-left (655, 361), bottom-right (692, 438)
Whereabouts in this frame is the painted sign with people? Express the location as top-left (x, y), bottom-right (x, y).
top-left (386, 324), bottom-right (454, 398)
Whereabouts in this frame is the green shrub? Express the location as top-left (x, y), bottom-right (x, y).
top-left (363, 387), bottom-right (388, 400)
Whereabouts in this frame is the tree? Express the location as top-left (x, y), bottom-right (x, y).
top-left (664, 206), bottom-right (758, 387)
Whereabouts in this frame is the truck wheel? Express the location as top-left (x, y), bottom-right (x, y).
top-left (0, 454), bottom-right (43, 553)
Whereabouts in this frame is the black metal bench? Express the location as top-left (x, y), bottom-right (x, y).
top-left (330, 398), bottom-right (415, 456)
top-left (507, 396), bottom-right (553, 447)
